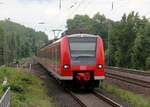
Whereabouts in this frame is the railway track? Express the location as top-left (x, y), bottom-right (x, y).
top-left (106, 66), bottom-right (150, 76)
top-left (105, 67), bottom-right (150, 88)
top-left (68, 89), bottom-right (122, 107)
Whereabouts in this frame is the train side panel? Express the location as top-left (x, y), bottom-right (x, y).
top-left (38, 41), bottom-right (62, 80)
top-left (95, 37), bottom-right (105, 79)
top-left (60, 36), bottom-right (72, 79)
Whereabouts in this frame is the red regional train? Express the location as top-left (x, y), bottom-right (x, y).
top-left (38, 33), bottom-right (105, 89)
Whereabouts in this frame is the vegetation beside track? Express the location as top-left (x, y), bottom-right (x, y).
top-left (67, 11), bottom-right (150, 71)
top-left (0, 67), bottom-right (55, 107)
top-left (0, 20), bottom-right (48, 66)
top-left (100, 82), bottom-right (150, 107)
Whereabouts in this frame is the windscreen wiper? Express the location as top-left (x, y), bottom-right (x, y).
top-left (73, 54), bottom-right (95, 59)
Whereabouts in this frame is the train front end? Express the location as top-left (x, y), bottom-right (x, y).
top-left (61, 34), bottom-right (105, 89)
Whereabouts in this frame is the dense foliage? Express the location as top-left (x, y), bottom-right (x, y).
top-left (67, 12), bottom-right (150, 70)
top-left (0, 20), bottom-right (48, 65)
top-left (0, 67), bottom-right (54, 107)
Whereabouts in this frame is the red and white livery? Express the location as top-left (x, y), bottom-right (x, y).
top-left (38, 34), bottom-right (105, 89)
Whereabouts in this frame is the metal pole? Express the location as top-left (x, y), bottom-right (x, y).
top-left (29, 64), bottom-right (32, 72)
top-left (52, 30), bottom-right (56, 39)
top-left (107, 21), bottom-right (110, 66)
top-left (59, 0), bottom-right (61, 10)
top-left (16, 64), bottom-right (19, 69)
top-left (108, 1), bottom-right (114, 66)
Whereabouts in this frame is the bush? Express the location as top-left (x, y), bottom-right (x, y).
top-left (0, 67), bottom-right (55, 107)
top-left (145, 57), bottom-right (150, 71)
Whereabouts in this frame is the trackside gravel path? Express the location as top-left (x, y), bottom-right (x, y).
top-left (31, 64), bottom-right (81, 107)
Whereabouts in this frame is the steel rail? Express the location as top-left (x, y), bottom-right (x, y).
top-left (106, 73), bottom-right (150, 88)
top-left (69, 91), bottom-right (87, 107)
top-left (106, 67), bottom-right (150, 76)
top-left (68, 89), bottom-right (122, 107)
top-left (93, 89), bottom-right (123, 107)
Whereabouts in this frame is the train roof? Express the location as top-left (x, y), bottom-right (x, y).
top-left (61, 29), bottom-right (89, 36)
top-left (39, 38), bottom-right (62, 50)
top-left (67, 34), bottom-right (98, 38)
top-left (39, 34), bottom-right (99, 51)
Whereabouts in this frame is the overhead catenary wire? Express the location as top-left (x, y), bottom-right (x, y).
top-left (67, 0), bottom-right (86, 18)
top-left (57, 0), bottom-right (85, 36)
top-left (58, 0), bottom-right (91, 31)
top-left (59, 0), bottom-right (61, 10)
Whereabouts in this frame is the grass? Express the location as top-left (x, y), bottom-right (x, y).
top-left (0, 67), bottom-right (55, 107)
top-left (100, 82), bottom-right (150, 107)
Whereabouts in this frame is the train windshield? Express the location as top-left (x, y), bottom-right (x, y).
top-left (69, 42), bottom-right (96, 57)
top-left (69, 37), bottom-right (96, 65)
top-left (70, 42), bottom-right (95, 51)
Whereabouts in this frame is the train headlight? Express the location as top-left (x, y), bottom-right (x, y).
top-left (64, 64), bottom-right (70, 69)
top-left (98, 64), bottom-right (103, 69)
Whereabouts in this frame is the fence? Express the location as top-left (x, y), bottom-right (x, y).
top-left (0, 65), bottom-right (5, 67)
top-left (0, 87), bottom-right (10, 107)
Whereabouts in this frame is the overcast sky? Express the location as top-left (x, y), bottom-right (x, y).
top-left (0, 0), bottom-right (150, 39)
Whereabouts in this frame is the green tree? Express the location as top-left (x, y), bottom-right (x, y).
top-left (90, 13), bottom-right (113, 49)
top-left (110, 12), bottom-right (148, 67)
top-left (67, 15), bottom-right (92, 30)
top-left (0, 20), bottom-right (49, 65)
top-left (131, 33), bottom-right (145, 69)
top-left (0, 26), bottom-right (4, 65)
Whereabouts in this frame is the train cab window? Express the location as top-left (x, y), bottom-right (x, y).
top-left (70, 42), bottom-right (95, 51)
top-left (69, 42), bottom-right (96, 57)
top-left (68, 37), bottom-right (97, 65)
